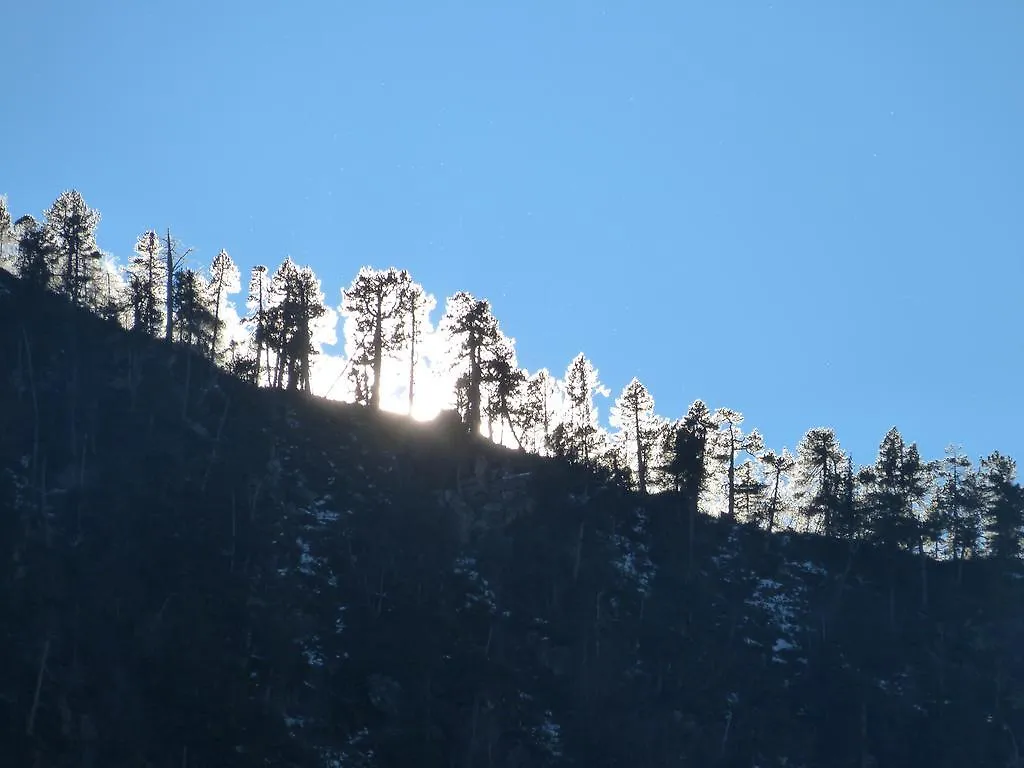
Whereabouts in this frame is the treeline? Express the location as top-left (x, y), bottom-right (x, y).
top-left (1, 190), bottom-right (1021, 569)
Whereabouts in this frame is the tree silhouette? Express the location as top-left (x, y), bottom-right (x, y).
top-left (980, 451), bottom-right (1023, 563)
top-left (929, 446), bottom-right (982, 580)
top-left (832, 453), bottom-right (862, 539)
top-left (610, 377), bottom-right (660, 495)
top-left (442, 292), bottom-right (505, 433)
top-left (127, 230), bottom-right (166, 336)
top-left (556, 353), bottom-right (607, 464)
top-left (522, 369), bottom-right (559, 455)
top-left (44, 190), bottom-right (101, 305)
top-left (161, 229), bottom-right (191, 343)
top-left (663, 400), bottom-right (718, 578)
top-left (482, 335), bottom-right (526, 446)
top-left (859, 428), bottom-right (932, 614)
top-left (208, 249), bottom-right (240, 360)
top-left (342, 267), bottom-right (410, 409)
top-left (860, 427), bottom-right (928, 551)
top-left (14, 216), bottom-right (55, 290)
top-left (759, 448), bottom-right (795, 533)
top-left (795, 427), bottom-right (846, 534)
top-left (172, 268), bottom-right (218, 351)
top-left (734, 460), bottom-right (767, 523)
top-left (7, 184), bottom-right (1024, 583)
top-left (245, 265), bottom-right (272, 386)
top-left (398, 274), bottom-right (434, 415)
top-left (266, 259), bottom-right (328, 392)
top-left (712, 408), bottom-right (764, 521)
top-left (223, 338), bottom-right (257, 382)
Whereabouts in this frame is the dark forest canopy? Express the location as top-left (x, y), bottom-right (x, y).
top-left (0, 188), bottom-right (1022, 565)
top-left (1, 191), bottom-right (1023, 767)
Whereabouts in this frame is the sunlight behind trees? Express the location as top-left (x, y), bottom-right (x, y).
top-left (2, 186), bottom-right (1022, 562)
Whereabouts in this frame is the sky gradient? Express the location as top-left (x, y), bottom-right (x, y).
top-left (3, 0), bottom-right (1022, 466)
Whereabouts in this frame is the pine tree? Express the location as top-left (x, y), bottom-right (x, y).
top-left (482, 336), bottom-right (527, 447)
top-left (342, 267), bottom-right (411, 409)
top-left (163, 230), bottom-right (185, 342)
top-left (208, 249), bottom-right (240, 360)
top-left (927, 447), bottom-right (970, 558)
top-left (224, 338), bottom-right (257, 383)
top-left (398, 275), bottom-right (434, 415)
top-left (610, 378), bottom-right (660, 495)
top-left (760, 448), bottom-right (796, 533)
top-left (286, 261), bottom-right (328, 393)
top-left (795, 427), bottom-right (846, 534)
top-left (44, 190), bottom-right (101, 304)
top-left (599, 439), bottom-right (634, 490)
top-left (263, 264), bottom-right (290, 388)
top-left (980, 452), bottom-right (1024, 563)
top-left (127, 230), bottom-right (166, 335)
top-left (860, 427), bottom-right (929, 551)
top-left (712, 408), bottom-right (764, 521)
top-left (522, 369), bottom-right (559, 455)
top-left (556, 353), bottom-right (607, 464)
top-left (954, 467), bottom-right (985, 563)
top-left (95, 262), bottom-right (127, 325)
top-left (266, 259), bottom-right (328, 392)
top-left (14, 216), bottom-right (56, 290)
top-left (286, 260), bottom-right (325, 391)
top-left (441, 292), bottom-right (504, 433)
top-left (857, 428), bottom-right (932, 618)
top-left (734, 460), bottom-right (767, 524)
top-left (832, 453), bottom-right (862, 540)
top-left (664, 401), bottom-right (717, 499)
top-left (245, 265), bottom-right (271, 386)
top-left (663, 400), bottom-right (718, 578)
top-left (173, 268), bottom-right (218, 350)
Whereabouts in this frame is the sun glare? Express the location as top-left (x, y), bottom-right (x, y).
top-left (311, 349), bottom-right (456, 422)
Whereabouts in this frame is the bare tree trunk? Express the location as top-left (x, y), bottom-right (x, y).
top-left (634, 404), bottom-right (647, 494)
top-left (859, 700), bottom-right (870, 768)
top-left (370, 293), bottom-right (384, 409)
top-left (573, 522), bottom-right (585, 583)
top-left (687, 493), bottom-right (697, 581)
top-left (408, 294), bottom-right (417, 415)
top-left (502, 397), bottom-right (524, 450)
top-left (720, 710), bottom-right (733, 758)
top-left (767, 471), bottom-right (781, 534)
top-left (21, 329), bottom-right (40, 481)
top-left (210, 272), bottom-right (224, 360)
top-left (26, 638), bottom-right (50, 736)
top-left (468, 340), bottom-right (482, 433)
top-left (919, 542), bottom-right (929, 611)
top-left (726, 438), bottom-right (736, 520)
top-left (252, 268), bottom-right (268, 386)
top-left (263, 325), bottom-right (273, 388)
top-left (165, 229), bottom-right (174, 342)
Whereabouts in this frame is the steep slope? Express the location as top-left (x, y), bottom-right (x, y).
top-left (0, 269), bottom-right (1021, 767)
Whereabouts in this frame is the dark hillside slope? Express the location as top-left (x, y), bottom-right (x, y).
top-left (0, 269), bottom-right (1021, 767)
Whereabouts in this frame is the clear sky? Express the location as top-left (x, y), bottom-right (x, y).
top-left (3, 0), bottom-right (1022, 466)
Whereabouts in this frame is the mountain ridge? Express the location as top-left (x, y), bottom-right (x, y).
top-left (1, 267), bottom-right (1022, 767)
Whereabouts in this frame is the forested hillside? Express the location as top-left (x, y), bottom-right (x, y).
top-left (0, 190), bottom-right (1023, 766)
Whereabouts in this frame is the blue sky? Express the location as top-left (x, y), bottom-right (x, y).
top-left (3, 0), bottom-right (1022, 466)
